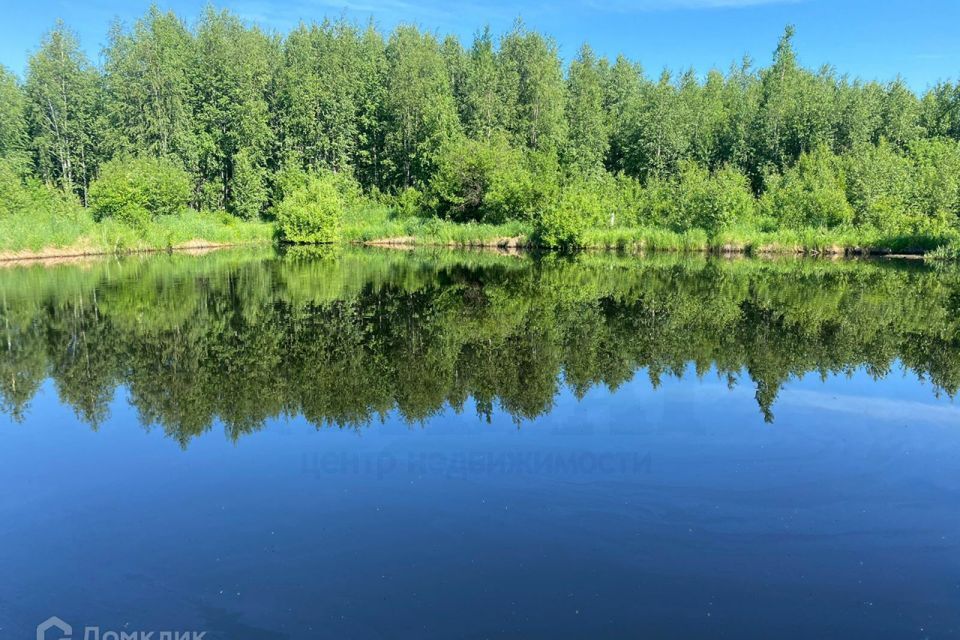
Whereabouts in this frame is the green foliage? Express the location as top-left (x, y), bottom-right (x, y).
top-left (843, 141), bottom-right (912, 231)
top-left (751, 27), bottom-right (836, 176)
top-left (429, 135), bottom-right (553, 224)
top-left (0, 66), bottom-right (27, 160)
top-left (103, 8), bottom-right (196, 166)
top-left (429, 136), bottom-right (498, 222)
top-left (906, 138), bottom-right (960, 229)
top-left (672, 163), bottom-right (756, 232)
top-left (920, 81), bottom-right (960, 140)
top-left (9, 10), bottom-right (960, 254)
top-left (564, 44), bottom-right (608, 174)
top-left (762, 147), bottom-right (853, 229)
top-left (0, 158), bottom-right (26, 215)
top-left (230, 148), bottom-right (269, 220)
top-left (623, 164), bottom-right (755, 232)
top-left (277, 164), bottom-right (364, 210)
top-left (381, 26), bottom-right (461, 188)
top-left (459, 27), bottom-right (506, 141)
top-left (535, 180), bottom-right (607, 249)
top-left (927, 240), bottom-right (960, 261)
top-left (89, 156), bottom-right (192, 225)
top-left (190, 8), bottom-right (275, 215)
top-left (25, 22), bottom-right (102, 202)
top-left (393, 186), bottom-right (425, 218)
top-left (0, 157), bottom-right (82, 221)
top-left (624, 70), bottom-right (693, 180)
top-left (499, 22), bottom-right (567, 153)
top-left (275, 172), bottom-right (344, 244)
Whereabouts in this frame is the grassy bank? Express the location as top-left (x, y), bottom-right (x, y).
top-left (0, 206), bottom-right (273, 260)
top-left (4, 205), bottom-right (955, 261)
top-left (340, 206), bottom-right (957, 256)
top-left (4, 180), bottom-right (957, 261)
top-left (581, 225), bottom-right (957, 255)
top-left (342, 206), bottom-right (530, 248)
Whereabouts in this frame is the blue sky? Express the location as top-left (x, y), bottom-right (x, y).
top-left (2, 0), bottom-right (958, 90)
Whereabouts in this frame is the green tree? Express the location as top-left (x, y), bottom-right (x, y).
top-left (273, 20), bottom-right (366, 175)
top-left (191, 8), bottom-right (275, 215)
top-left (564, 44), bottom-right (608, 175)
top-left (352, 24), bottom-right (388, 189)
top-left (102, 8), bottom-right (196, 169)
top-left (718, 57), bottom-right (760, 175)
top-left (499, 22), bottom-right (566, 153)
top-left (880, 78), bottom-right (922, 148)
top-left (602, 55), bottom-right (643, 173)
top-left (429, 134), bottom-right (548, 224)
top-left (381, 26), bottom-right (460, 189)
top-left (842, 141), bottom-right (912, 231)
top-left (906, 138), bottom-right (960, 229)
top-left (833, 79), bottom-right (883, 153)
top-left (441, 34), bottom-right (469, 121)
top-left (750, 27), bottom-right (835, 177)
top-left (462, 27), bottom-right (506, 141)
top-left (673, 162), bottom-right (756, 232)
top-left (25, 22), bottom-right (103, 203)
top-left (0, 66), bottom-right (27, 161)
top-left (761, 146), bottom-right (853, 229)
top-left (624, 70), bottom-right (692, 180)
top-left (683, 69), bottom-right (728, 169)
top-left (920, 81), bottom-right (959, 140)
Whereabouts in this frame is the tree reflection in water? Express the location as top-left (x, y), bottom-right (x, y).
top-left (1, 248), bottom-right (957, 446)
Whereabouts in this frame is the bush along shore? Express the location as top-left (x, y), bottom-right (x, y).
top-left (3, 11), bottom-right (960, 259)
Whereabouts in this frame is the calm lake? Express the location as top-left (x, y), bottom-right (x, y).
top-left (1, 248), bottom-right (959, 639)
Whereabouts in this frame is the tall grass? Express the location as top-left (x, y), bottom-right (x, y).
top-left (0, 208), bottom-right (272, 256)
top-left (342, 206), bottom-right (531, 246)
top-left (343, 207), bottom-right (959, 255)
top-left (712, 225), bottom-right (958, 255)
top-left (581, 227), bottom-right (710, 252)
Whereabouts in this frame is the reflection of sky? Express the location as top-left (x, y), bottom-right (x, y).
top-left (3, 0), bottom-right (960, 90)
top-left (1, 365), bottom-right (958, 637)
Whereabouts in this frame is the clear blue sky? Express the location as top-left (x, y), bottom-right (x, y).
top-left (2, 0), bottom-right (958, 90)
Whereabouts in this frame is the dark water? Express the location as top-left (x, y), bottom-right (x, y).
top-left (1, 248), bottom-right (959, 639)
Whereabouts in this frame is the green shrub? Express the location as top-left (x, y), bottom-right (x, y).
top-left (0, 158), bottom-right (28, 216)
top-left (906, 138), bottom-right (960, 229)
top-left (90, 156), bottom-right (192, 226)
top-left (927, 240), bottom-right (960, 261)
top-left (277, 164), bottom-right (364, 211)
top-left (635, 176), bottom-right (675, 227)
top-left (0, 157), bottom-right (90, 250)
top-left (843, 141), bottom-right (912, 231)
top-left (605, 173), bottom-right (646, 227)
top-left (429, 136), bottom-right (498, 222)
top-left (275, 173), bottom-right (344, 244)
top-left (673, 163), bottom-right (756, 232)
top-left (535, 182), bottom-right (603, 249)
top-left (230, 149), bottom-right (269, 220)
top-left (761, 147), bottom-right (853, 229)
top-left (393, 186), bottom-right (424, 218)
top-left (429, 135), bottom-right (555, 224)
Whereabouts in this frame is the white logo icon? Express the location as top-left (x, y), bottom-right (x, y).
top-left (37, 616), bottom-right (72, 640)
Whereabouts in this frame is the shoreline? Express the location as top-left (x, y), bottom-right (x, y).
top-left (0, 236), bottom-right (932, 266)
top-left (0, 239), bottom-right (270, 267)
top-left (358, 237), bottom-right (929, 259)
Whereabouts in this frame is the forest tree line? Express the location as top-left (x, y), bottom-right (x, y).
top-left (2, 8), bottom-right (960, 248)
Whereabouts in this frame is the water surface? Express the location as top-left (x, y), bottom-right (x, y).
top-left (1, 249), bottom-right (958, 638)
